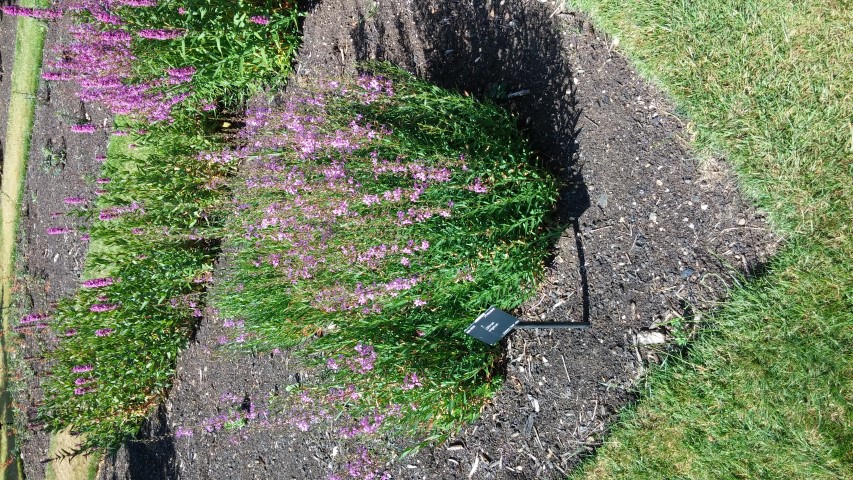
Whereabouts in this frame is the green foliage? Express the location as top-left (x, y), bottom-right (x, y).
top-left (126, 0), bottom-right (303, 113)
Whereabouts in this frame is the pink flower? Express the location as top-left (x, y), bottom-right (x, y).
top-left (46, 227), bottom-right (71, 235)
top-left (81, 277), bottom-right (115, 288)
top-left (64, 197), bottom-right (87, 205)
top-left (166, 66), bottom-right (196, 80)
top-left (117, 0), bottom-right (158, 6)
top-left (175, 426), bottom-right (193, 437)
top-left (137, 29), bottom-right (184, 40)
top-left (90, 303), bottom-right (120, 313)
top-left (413, 298), bottom-right (427, 307)
top-left (91, 11), bottom-right (124, 25)
top-left (466, 177), bottom-right (490, 193)
top-left (20, 313), bottom-right (49, 324)
top-left (95, 328), bottom-right (115, 337)
top-left (72, 365), bottom-right (93, 373)
top-left (401, 373), bottom-right (422, 390)
top-left (65, 329), bottom-right (77, 337)
top-left (249, 16), bottom-right (270, 25)
top-left (71, 123), bottom-right (96, 134)
top-left (326, 357), bottom-right (340, 371)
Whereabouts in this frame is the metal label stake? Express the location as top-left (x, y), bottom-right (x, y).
top-left (465, 306), bottom-right (590, 345)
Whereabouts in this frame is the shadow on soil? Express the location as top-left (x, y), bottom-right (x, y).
top-left (98, 405), bottom-right (176, 480)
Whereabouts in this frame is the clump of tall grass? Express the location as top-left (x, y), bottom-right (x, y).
top-left (215, 64), bottom-right (559, 444)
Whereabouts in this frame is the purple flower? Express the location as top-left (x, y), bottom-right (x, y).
top-left (326, 357), bottom-right (340, 371)
top-left (64, 197), bottom-right (87, 205)
top-left (91, 11), bottom-right (125, 25)
top-left (42, 71), bottom-right (72, 81)
top-left (413, 298), bottom-right (427, 307)
top-left (137, 29), bottom-right (184, 40)
top-left (249, 16), bottom-right (270, 25)
top-left (71, 123), bottom-right (96, 134)
top-left (20, 313), bottom-right (48, 324)
top-left (175, 426), bottom-right (193, 438)
top-left (90, 303), bottom-right (120, 313)
top-left (348, 343), bottom-right (376, 373)
top-left (467, 177), bottom-right (490, 193)
top-left (46, 227), bottom-right (71, 235)
top-left (117, 0), bottom-right (158, 7)
top-left (96, 177), bottom-right (111, 184)
top-left (401, 373), bottom-right (422, 390)
top-left (95, 328), bottom-right (115, 337)
top-left (82, 277), bottom-right (115, 288)
top-left (166, 66), bottom-right (196, 82)
top-left (72, 365), bottom-right (93, 373)
top-left (65, 329), bottom-right (77, 337)
top-left (80, 234), bottom-right (91, 242)
top-left (74, 387), bottom-right (90, 395)
top-left (75, 377), bottom-right (92, 386)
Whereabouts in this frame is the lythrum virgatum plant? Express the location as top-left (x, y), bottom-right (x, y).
top-left (214, 64), bottom-right (559, 446)
top-left (37, 131), bottom-right (230, 450)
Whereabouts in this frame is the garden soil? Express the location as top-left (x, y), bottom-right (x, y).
top-left (3, 1), bottom-right (779, 479)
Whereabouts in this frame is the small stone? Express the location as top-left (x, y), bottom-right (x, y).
top-left (738, 218), bottom-right (747, 226)
top-left (637, 330), bottom-right (666, 345)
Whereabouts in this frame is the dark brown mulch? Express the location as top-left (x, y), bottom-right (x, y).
top-left (4, 0), bottom-right (778, 479)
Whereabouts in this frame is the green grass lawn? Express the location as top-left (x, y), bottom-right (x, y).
top-left (565, 0), bottom-right (852, 478)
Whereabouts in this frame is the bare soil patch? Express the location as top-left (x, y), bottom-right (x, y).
top-left (6, 1), bottom-right (779, 479)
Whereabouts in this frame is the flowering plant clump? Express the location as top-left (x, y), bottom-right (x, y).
top-left (217, 64), bottom-right (558, 442)
top-left (40, 242), bottom-right (216, 449)
top-left (36, 0), bottom-right (302, 127)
